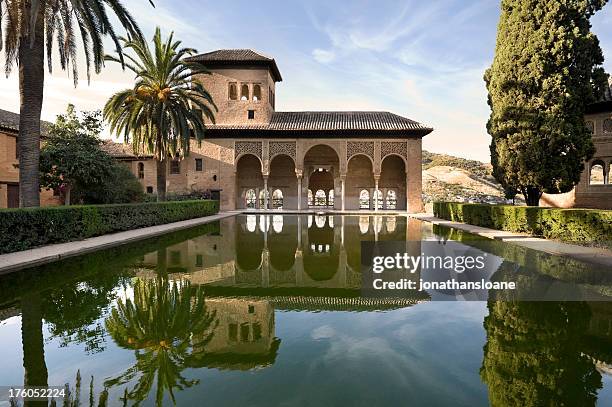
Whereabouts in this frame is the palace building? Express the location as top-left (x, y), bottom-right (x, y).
top-left (541, 78), bottom-right (612, 209)
top-left (105, 49), bottom-right (434, 213)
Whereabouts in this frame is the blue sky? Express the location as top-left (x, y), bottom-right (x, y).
top-left (1, 0), bottom-right (611, 161)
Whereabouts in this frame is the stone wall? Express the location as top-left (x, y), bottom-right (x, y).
top-left (194, 68), bottom-right (275, 125)
top-left (0, 131), bottom-right (60, 208)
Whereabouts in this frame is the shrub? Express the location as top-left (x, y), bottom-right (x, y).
top-left (0, 200), bottom-right (219, 254)
top-left (433, 202), bottom-right (612, 243)
top-left (73, 164), bottom-right (145, 204)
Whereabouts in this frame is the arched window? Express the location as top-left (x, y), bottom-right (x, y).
top-left (386, 217), bottom-right (396, 233)
top-left (241, 84), bottom-right (249, 100)
top-left (386, 190), bottom-right (397, 209)
top-left (229, 83), bottom-right (238, 100)
top-left (315, 215), bottom-right (326, 228)
top-left (308, 189), bottom-right (314, 207)
top-left (245, 189), bottom-right (257, 209)
top-left (259, 189), bottom-right (269, 209)
top-left (590, 161), bottom-right (605, 185)
top-left (315, 189), bottom-right (327, 206)
top-left (359, 216), bottom-right (369, 234)
top-left (272, 215), bottom-right (283, 233)
top-left (359, 189), bottom-right (370, 209)
top-left (137, 162), bottom-right (144, 179)
top-left (259, 215), bottom-right (269, 233)
top-left (272, 189), bottom-right (283, 209)
top-left (373, 189), bottom-right (384, 209)
top-left (328, 189), bottom-right (334, 207)
top-left (253, 84), bottom-right (262, 101)
top-left (246, 215), bottom-right (257, 232)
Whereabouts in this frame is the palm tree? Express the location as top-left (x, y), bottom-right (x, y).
top-left (103, 27), bottom-right (217, 201)
top-left (104, 277), bottom-right (217, 406)
top-left (0, 0), bottom-right (152, 207)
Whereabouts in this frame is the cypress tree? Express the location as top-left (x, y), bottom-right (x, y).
top-left (486, 0), bottom-right (609, 206)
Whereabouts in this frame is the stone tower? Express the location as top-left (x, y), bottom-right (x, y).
top-left (188, 49), bottom-right (283, 125)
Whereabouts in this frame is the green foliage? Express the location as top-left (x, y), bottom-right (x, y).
top-left (40, 105), bottom-right (115, 193)
top-left (486, 0), bottom-right (608, 205)
top-left (481, 301), bottom-right (602, 406)
top-left (40, 105), bottom-right (145, 204)
top-left (103, 27), bottom-right (217, 201)
top-left (0, 200), bottom-right (219, 254)
top-left (73, 164), bottom-right (144, 204)
top-left (433, 202), bottom-right (612, 243)
top-left (105, 277), bottom-right (217, 406)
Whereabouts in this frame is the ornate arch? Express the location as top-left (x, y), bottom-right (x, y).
top-left (235, 141), bottom-right (263, 163)
top-left (346, 141), bottom-right (374, 163)
top-left (269, 141), bottom-right (296, 163)
top-left (300, 142), bottom-right (343, 166)
top-left (380, 141), bottom-right (408, 164)
top-left (235, 152), bottom-right (264, 173)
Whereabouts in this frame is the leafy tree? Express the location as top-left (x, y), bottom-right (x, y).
top-left (39, 105), bottom-right (115, 205)
top-left (104, 27), bottom-right (217, 201)
top-left (73, 163), bottom-right (144, 205)
top-left (104, 277), bottom-right (217, 406)
top-left (481, 301), bottom-right (602, 406)
top-left (0, 0), bottom-right (152, 207)
top-left (485, 0), bottom-right (609, 206)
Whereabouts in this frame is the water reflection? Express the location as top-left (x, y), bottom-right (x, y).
top-left (481, 301), bottom-right (603, 406)
top-left (1, 216), bottom-right (612, 406)
top-left (104, 277), bottom-right (217, 406)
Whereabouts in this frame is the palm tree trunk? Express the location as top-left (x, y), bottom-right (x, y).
top-left (21, 293), bottom-right (49, 407)
top-left (157, 159), bottom-right (167, 201)
top-left (18, 2), bottom-right (46, 208)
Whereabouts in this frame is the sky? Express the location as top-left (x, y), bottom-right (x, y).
top-left (1, 0), bottom-right (611, 162)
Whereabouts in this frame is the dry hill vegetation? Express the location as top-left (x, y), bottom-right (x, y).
top-left (422, 151), bottom-right (522, 204)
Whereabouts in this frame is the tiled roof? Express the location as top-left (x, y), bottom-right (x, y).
top-left (101, 140), bottom-right (152, 159)
top-left (207, 111), bottom-right (433, 136)
top-left (0, 108), bottom-right (51, 135)
top-left (187, 49), bottom-right (282, 82)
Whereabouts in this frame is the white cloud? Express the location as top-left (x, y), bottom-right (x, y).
top-left (312, 48), bottom-right (335, 64)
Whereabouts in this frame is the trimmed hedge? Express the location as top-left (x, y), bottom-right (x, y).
top-left (0, 200), bottom-right (219, 254)
top-left (433, 202), bottom-right (612, 243)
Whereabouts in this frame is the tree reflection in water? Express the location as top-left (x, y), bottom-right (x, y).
top-left (481, 301), bottom-right (602, 407)
top-left (104, 277), bottom-right (217, 406)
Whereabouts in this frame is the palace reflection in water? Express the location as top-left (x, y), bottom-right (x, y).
top-left (1, 215), bottom-right (612, 406)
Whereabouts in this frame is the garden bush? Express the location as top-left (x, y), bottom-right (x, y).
top-left (0, 200), bottom-right (219, 254)
top-left (433, 202), bottom-right (612, 243)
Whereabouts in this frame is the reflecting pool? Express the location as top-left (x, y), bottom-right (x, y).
top-left (0, 215), bottom-right (611, 406)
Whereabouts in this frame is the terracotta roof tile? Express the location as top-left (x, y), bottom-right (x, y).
top-left (188, 49), bottom-right (282, 82)
top-left (0, 108), bottom-right (51, 135)
top-left (100, 140), bottom-right (152, 159)
top-left (208, 111), bottom-right (432, 133)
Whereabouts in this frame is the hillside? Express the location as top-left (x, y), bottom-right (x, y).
top-left (422, 151), bottom-right (521, 204)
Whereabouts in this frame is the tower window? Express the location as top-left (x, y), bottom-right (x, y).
top-left (137, 162), bottom-right (145, 179)
top-left (170, 159), bottom-right (180, 174)
top-left (195, 158), bottom-right (203, 171)
top-left (253, 84), bottom-right (262, 101)
top-left (229, 83), bottom-right (237, 100)
top-left (241, 84), bottom-right (249, 100)
top-left (248, 110), bottom-right (255, 120)
top-left (146, 186), bottom-right (153, 194)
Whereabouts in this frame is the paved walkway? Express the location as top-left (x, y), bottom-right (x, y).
top-left (410, 214), bottom-right (612, 268)
top-left (0, 212), bottom-right (235, 275)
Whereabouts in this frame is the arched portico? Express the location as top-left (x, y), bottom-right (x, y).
top-left (380, 154), bottom-right (407, 210)
top-left (302, 145), bottom-right (341, 209)
top-left (236, 154), bottom-right (264, 209)
top-left (268, 154), bottom-right (297, 209)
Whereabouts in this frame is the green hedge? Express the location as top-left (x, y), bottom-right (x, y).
top-left (0, 200), bottom-right (219, 254)
top-left (433, 202), bottom-right (612, 243)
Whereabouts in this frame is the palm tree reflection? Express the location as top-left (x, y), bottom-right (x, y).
top-left (104, 277), bottom-right (217, 406)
